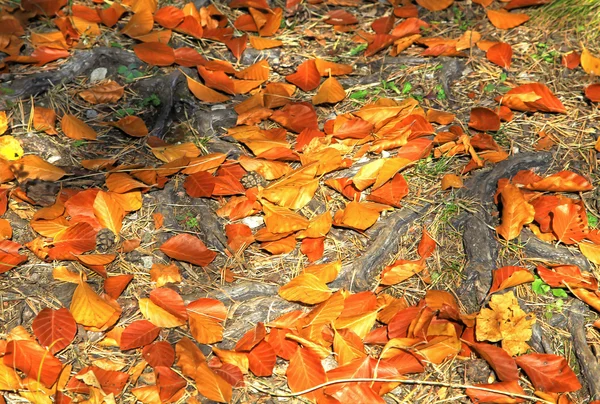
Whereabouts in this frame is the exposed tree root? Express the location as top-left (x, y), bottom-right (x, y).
top-left (1, 48), bottom-right (139, 108)
top-left (567, 300), bottom-right (600, 401)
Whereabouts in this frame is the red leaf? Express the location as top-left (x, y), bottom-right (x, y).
top-left (32, 308), bottom-right (77, 354)
top-left (65, 366), bottom-right (129, 396)
top-left (270, 102), bottom-right (319, 133)
top-left (211, 363), bottom-right (245, 388)
top-left (536, 265), bottom-right (598, 290)
top-left (156, 365), bottom-right (187, 402)
top-left (515, 353), bottom-right (581, 393)
top-left (465, 380), bottom-right (526, 403)
top-left (120, 320), bottom-right (161, 350)
top-left (248, 340), bottom-right (277, 376)
top-left (184, 171), bottom-right (216, 198)
top-left (235, 322), bottom-right (266, 352)
top-left (160, 233), bottom-right (217, 267)
top-left (142, 341), bottom-right (175, 368)
top-left (150, 287), bottom-right (188, 320)
top-left (265, 328), bottom-right (298, 360)
top-left (154, 6), bottom-right (184, 29)
top-left (325, 9), bottom-right (357, 25)
top-left (486, 42), bottom-right (513, 68)
top-left (498, 83), bottom-right (566, 114)
top-left (49, 222), bottom-right (97, 260)
top-left (468, 342), bottom-right (519, 381)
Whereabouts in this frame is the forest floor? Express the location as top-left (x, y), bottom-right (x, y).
top-left (1, 0), bottom-right (600, 403)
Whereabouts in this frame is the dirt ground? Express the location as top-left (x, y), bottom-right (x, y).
top-left (1, 0), bottom-right (600, 403)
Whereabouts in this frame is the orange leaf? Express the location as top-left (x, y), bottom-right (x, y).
top-left (333, 201), bottom-right (391, 231)
top-left (489, 266), bottom-right (535, 295)
top-left (140, 298), bottom-right (186, 328)
top-left (120, 320), bottom-right (161, 350)
top-left (286, 348), bottom-right (326, 402)
top-left (248, 341), bottom-right (276, 376)
top-left (3, 340), bottom-right (63, 388)
top-left (487, 42), bottom-right (513, 68)
top-left (417, 227), bottom-right (436, 259)
top-left (314, 58), bottom-right (353, 76)
top-left (581, 46), bottom-right (600, 75)
top-left (133, 41), bottom-right (175, 66)
top-left (380, 259), bottom-right (426, 285)
top-left (416, 0), bottom-right (453, 11)
top-left (31, 308), bottom-right (77, 354)
top-left (49, 222), bottom-right (97, 260)
top-left (154, 6), bottom-right (184, 29)
top-left (499, 83), bottom-right (565, 113)
top-left (249, 35), bottom-right (282, 49)
top-left (174, 15), bottom-right (204, 39)
top-left (366, 173), bottom-right (409, 208)
top-left (286, 59), bottom-right (321, 92)
top-left (156, 365), bottom-right (187, 402)
top-left (585, 83), bottom-right (600, 102)
top-left (469, 107), bottom-right (500, 132)
top-left (150, 287), bottom-right (188, 321)
top-left (262, 201), bottom-right (309, 233)
top-left (33, 106), bottom-right (58, 135)
top-left (104, 274), bottom-right (133, 299)
top-left (121, 9), bottom-right (154, 38)
top-left (185, 73), bottom-right (230, 103)
top-left (537, 265), bottom-right (597, 290)
top-left (93, 191), bottom-right (125, 235)
top-left (551, 203), bottom-right (588, 244)
top-left (312, 76), bottom-right (346, 105)
top-left (142, 341), bottom-right (175, 368)
top-left (525, 171), bottom-right (593, 192)
top-left (441, 173), bottom-right (463, 190)
top-left (225, 223), bottom-right (254, 254)
top-left (110, 116), bottom-right (148, 137)
top-left (486, 9), bottom-right (529, 30)
top-left (195, 362), bottom-right (232, 403)
top-left (300, 237), bottom-right (325, 262)
top-left (61, 114), bottom-right (97, 140)
top-left (187, 298), bottom-right (227, 344)
top-left (78, 80), bottom-right (124, 104)
top-left (160, 233), bottom-right (217, 267)
top-left (496, 184), bottom-right (535, 240)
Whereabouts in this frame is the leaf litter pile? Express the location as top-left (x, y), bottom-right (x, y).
top-left (1, 0), bottom-right (600, 402)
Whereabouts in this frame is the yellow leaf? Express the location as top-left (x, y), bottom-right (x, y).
top-left (139, 298), bottom-right (186, 328)
top-left (475, 291), bottom-right (535, 356)
top-left (70, 280), bottom-right (119, 329)
top-left (353, 158), bottom-right (412, 190)
top-left (579, 242), bottom-right (600, 264)
top-left (262, 201), bottom-right (309, 233)
top-left (334, 310), bottom-right (378, 339)
top-left (279, 273), bottom-right (332, 304)
top-left (581, 46), bottom-right (600, 75)
top-left (296, 211), bottom-right (332, 239)
top-left (0, 135), bottom-right (23, 160)
top-left (380, 259), bottom-right (426, 285)
top-left (333, 201), bottom-right (392, 231)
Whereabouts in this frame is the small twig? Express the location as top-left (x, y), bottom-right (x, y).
top-left (249, 377), bottom-right (552, 403)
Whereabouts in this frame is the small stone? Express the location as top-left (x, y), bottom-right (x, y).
top-left (141, 256), bottom-right (153, 269)
top-left (86, 109), bottom-right (98, 119)
top-left (90, 67), bottom-right (107, 83)
top-left (241, 215), bottom-right (264, 229)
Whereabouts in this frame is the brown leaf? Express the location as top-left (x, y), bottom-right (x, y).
top-left (61, 115), bottom-right (97, 140)
top-left (78, 80), bottom-right (124, 104)
top-left (496, 184), bottom-right (535, 240)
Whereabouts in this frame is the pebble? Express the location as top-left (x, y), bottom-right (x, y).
top-left (142, 256), bottom-right (153, 269)
top-left (86, 109), bottom-right (98, 119)
top-left (242, 215), bottom-right (264, 229)
top-left (90, 67), bottom-right (107, 82)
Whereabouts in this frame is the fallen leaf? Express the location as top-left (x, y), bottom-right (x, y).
top-left (496, 184), bottom-right (535, 240)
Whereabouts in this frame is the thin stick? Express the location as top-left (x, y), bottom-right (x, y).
top-left (249, 378), bottom-right (552, 403)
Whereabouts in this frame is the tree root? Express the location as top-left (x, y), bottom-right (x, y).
top-left (567, 300), bottom-right (600, 401)
top-left (1, 47), bottom-right (140, 108)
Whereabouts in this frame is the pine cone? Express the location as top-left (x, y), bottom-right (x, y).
top-left (96, 228), bottom-right (116, 253)
top-left (240, 171), bottom-right (267, 189)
